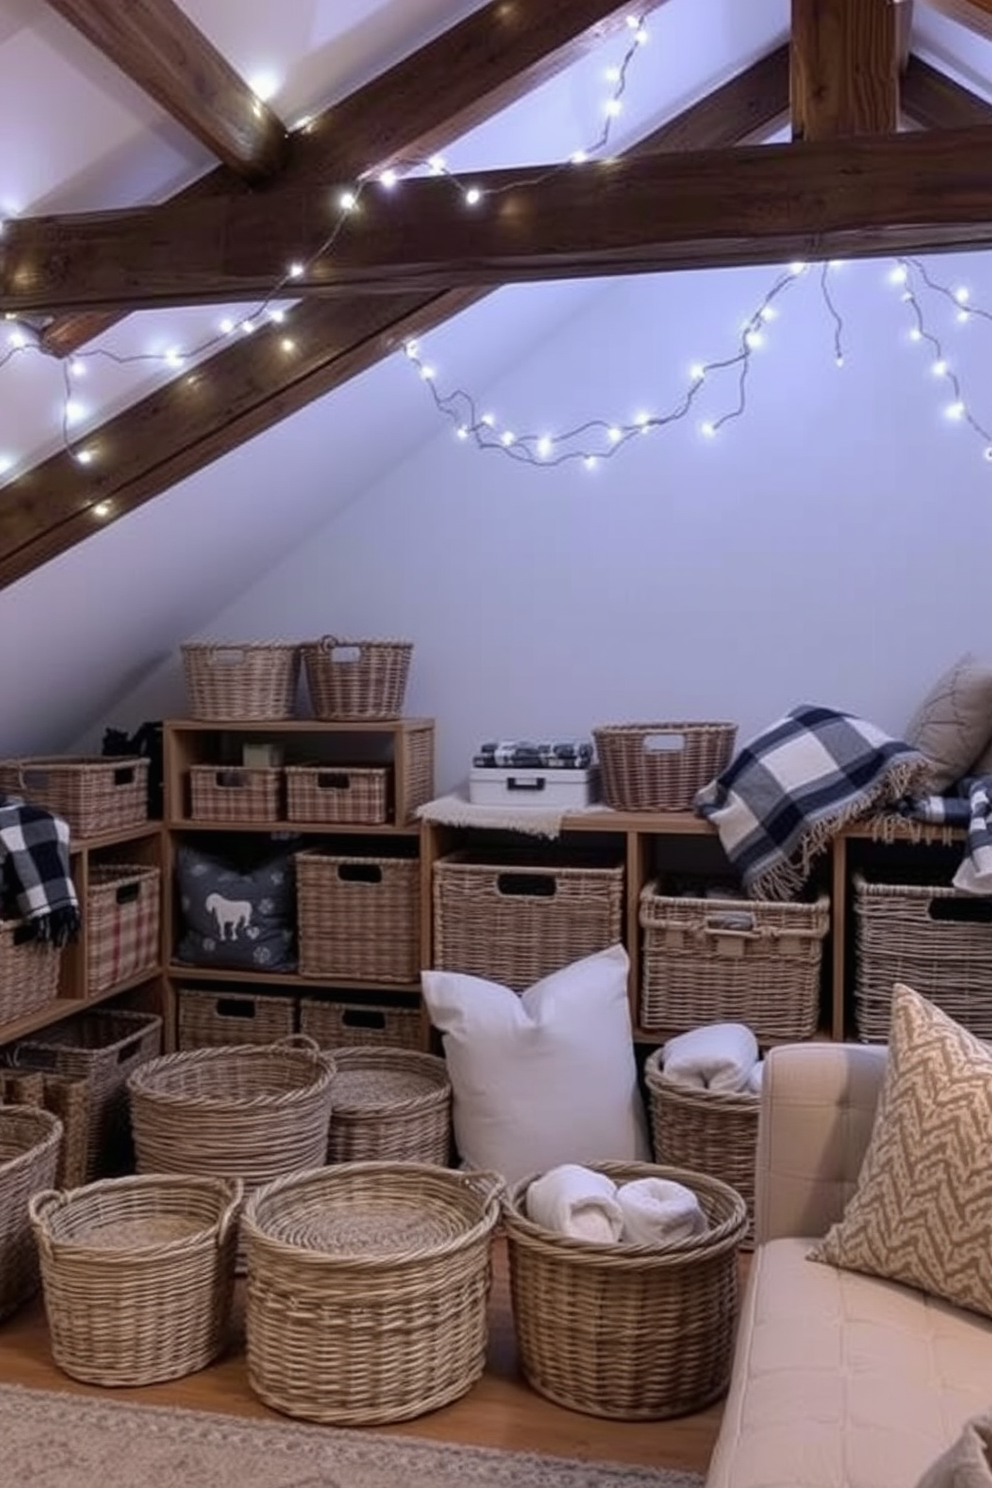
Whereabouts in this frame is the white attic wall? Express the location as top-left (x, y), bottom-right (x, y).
top-left (166, 251), bottom-right (992, 794)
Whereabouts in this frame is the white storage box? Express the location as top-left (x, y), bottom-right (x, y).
top-left (468, 767), bottom-right (599, 809)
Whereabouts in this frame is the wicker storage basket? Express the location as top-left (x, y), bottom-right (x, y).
top-left (639, 884), bottom-right (829, 1042)
top-left (503, 1160), bottom-right (746, 1420)
top-left (86, 863), bottom-right (160, 996)
top-left (0, 1072), bottom-right (90, 1189)
top-left (241, 1162), bottom-right (501, 1424)
top-left (12, 1010), bottom-right (162, 1182)
top-left (644, 1050), bottom-right (760, 1247)
top-left (189, 765), bottom-right (283, 822)
top-left (0, 1105), bottom-right (62, 1321)
top-left (301, 637), bottom-right (413, 720)
top-left (178, 988), bottom-right (296, 1050)
top-left (0, 756), bottom-right (149, 837)
top-left (593, 723), bottom-right (737, 812)
top-left (128, 1038), bottom-right (336, 1200)
top-left (854, 872), bottom-right (992, 1041)
top-left (326, 1048), bottom-right (451, 1165)
top-left (0, 918), bottom-right (62, 1022)
top-left (432, 852), bottom-right (624, 992)
top-left (181, 641), bottom-right (301, 721)
top-left (299, 994), bottom-right (423, 1051)
top-left (30, 1173), bottom-right (241, 1386)
top-left (296, 850), bottom-right (420, 983)
top-left (286, 764), bottom-right (389, 825)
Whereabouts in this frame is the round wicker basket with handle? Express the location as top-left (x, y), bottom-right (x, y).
top-left (503, 1160), bottom-right (747, 1420)
top-left (326, 1047), bottom-right (452, 1165)
top-left (242, 1162), bottom-right (502, 1425)
top-left (0, 1105), bottom-right (62, 1321)
top-left (29, 1173), bottom-right (242, 1386)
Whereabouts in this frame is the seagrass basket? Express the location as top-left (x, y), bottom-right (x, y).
top-left (0, 1070), bottom-right (90, 1190)
top-left (0, 918), bottom-right (61, 1023)
top-left (593, 723), bottom-right (737, 811)
top-left (301, 637), bottom-right (413, 720)
top-left (326, 1048), bottom-right (452, 1165)
top-left (241, 1162), bottom-right (502, 1424)
top-left (181, 642), bottom-right (301, 721)
top-left (30, 1173), bottom-right (242, 1386)
top-left (503, 1161), bottom-right (746, 1420)
top-left (644, 1050), bottom-right (760, 1247)
top-left (0, 1105), bottom-right (62, 1321)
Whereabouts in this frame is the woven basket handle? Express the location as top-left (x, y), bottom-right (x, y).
top-left (462, 1169), bottom-right (504, 1208)
top-left (274, 1033), bottom-right (336, 1077)
top-left (641, 731), bottom-right (687, 755)
top-left (317, 636), bottom-right (362, 663)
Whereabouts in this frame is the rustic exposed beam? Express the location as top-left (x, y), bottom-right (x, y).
top-left (791, 0), bottom-right (901, 139)
top-left (8, 125), bottom-right (992, 314)
top-left (901, 52), bottom-right (992, 125)
top-left (0, 51), bottom-right (787, 589)
top-left (44, 0), bottom-right (288, 180)
top-left (37, 0), bottom-right (668, 357)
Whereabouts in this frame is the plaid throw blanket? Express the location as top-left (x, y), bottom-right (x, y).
top-left (903, 777), bottom-right (992, 894)
top-left (695, 705), bottom-right (932, 900)
top-left (0, 796), bottom-right (81, 944)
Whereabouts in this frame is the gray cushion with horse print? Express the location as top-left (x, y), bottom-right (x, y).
top-left (176, 843), bottom-right (296, 971)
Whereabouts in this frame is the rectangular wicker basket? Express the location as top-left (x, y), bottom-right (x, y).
top-left (295, 850), bottom-right (420, 984)
top-left (86, 863), bottom-right (161, 996)
top-left (432, 851), bottom-right (625, 992)
top-left (299, 994), bottom-right (423, 1051)
top-left (0, 919), bottom-right (62, 1023)
top-left (189, 764), bottom-right (283, 822)
top-left (177, 987), bottom-right (297, 1049)
top-left (12, 1009), bottom-right (163, 1182)
top-left (638, 882), bottom-right (830, 1042)
top-left (593, 723), bottom-right (736, 811)
top-left (285, 765), bottom-right (389, 825)
top-left (0, 756), bottom-right (149, 838)
top-left (181, 641), bottom-right (301, 721)
top-left (300, 637), bottom-right (412, 720)
top-left (854, 872), bottom-right (992, 1041)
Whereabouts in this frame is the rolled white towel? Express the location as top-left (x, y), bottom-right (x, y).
top-left (747, 1059), bottom-right (764, 1094)
top-left (526, 1164), bottom-right (624, 1243)
top-left (662, 1023), bottom-right (759, 1092)
top-left (617, 1178), bottom-right (707, 1246)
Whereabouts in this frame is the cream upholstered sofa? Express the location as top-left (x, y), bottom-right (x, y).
top-left (705, 1040), bottom-right (992, 1488)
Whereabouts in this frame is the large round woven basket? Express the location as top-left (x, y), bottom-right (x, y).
top-left (128, 1039), bottom-right (336, 1192)
top-left (241, 1162), bottom-right (502, 1425)
top-left (503, 1160), bottom-right (747, 1420)
top-left (0, 1105), bottom-right (62, 1321)
top-left (644, 1050), bottom-right (760, 1248)
top-left (29, 1173), bottom-right (242, 1386)
top-left (327, 1048), bottom-right (452, 1165)
top-left (301, 637), bottom-right (413, 720)
top-left (181, 641), bottom-right (301, 721)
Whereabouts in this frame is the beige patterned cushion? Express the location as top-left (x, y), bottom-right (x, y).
top-left (904, 653), bottom-right (992, 791)
top-left (811, 983), bottom-right (992, 1319)
top-left (915, 1411), bottom-right (992, 1487)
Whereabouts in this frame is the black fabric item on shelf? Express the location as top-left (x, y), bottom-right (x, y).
top-left (103, 721), bottom-right (163, 818)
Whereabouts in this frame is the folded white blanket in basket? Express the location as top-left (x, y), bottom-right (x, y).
top-left (747, 1059), bottom-right (764, 1094)
top-left (662, 1023), bottom-right (759, 1093)
top-left (617, 1178), bottom-right (706, 1245)
top-left (526, 1164), bottom-right (624, 1243)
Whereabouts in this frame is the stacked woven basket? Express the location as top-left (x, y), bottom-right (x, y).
top-left (181, 636), bottom-right (414, 721)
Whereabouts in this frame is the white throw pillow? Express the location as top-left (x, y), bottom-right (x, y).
top-left (421, 944), bottom-right (650, 1186)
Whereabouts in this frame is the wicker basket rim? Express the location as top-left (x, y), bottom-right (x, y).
top-left (182, 640), bottom-right (301, 652)
top-left (503, 1161), bottom-right (747, 1258)
top-left (643, 1052), bottom-right (762, 1108)
top-left (593, 722), bottom-right (737, 735)
top-left (241, 1162), bottom-right (502, 1266)
top-left (302, 637), bottom-right (414, 651)
top-left (331, 1050), bottom-right (450, 1114)
top-left (30, 1173), bottom-right (243, 1257)
top-left (852, 873), bottom-right (969, 899)
top-left (0, 1105), bottom-right (63, 1173)
top-left (128, 1044), bottom-right (336, 1107)
top-left (0, 754), bottom-right (148, 767)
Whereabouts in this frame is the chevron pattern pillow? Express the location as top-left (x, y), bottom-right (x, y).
top-left (811, 982), bottom-right (992, 1319)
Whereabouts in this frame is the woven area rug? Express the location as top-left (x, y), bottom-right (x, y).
top-left (2, 1383), bottom-right (705, 1488)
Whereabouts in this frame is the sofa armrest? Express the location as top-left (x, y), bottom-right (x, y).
top-left (753, 1041), bottom-right (887, 1244)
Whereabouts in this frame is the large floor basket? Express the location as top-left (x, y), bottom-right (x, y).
top-left (242, 1162), bottom-right (502, 1424)
top-left (30, 1173), bottom-right (241, 1386)
top-left (0, 1105), bottom-right (63, 1321)
top-left (327, 1048), bottom-right (452, 1165)
top-left (644, 1051), bottom-right (760, 1247)
top-left (503, 1161), bottom-right (746, 1420)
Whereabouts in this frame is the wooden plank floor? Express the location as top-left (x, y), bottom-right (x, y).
top-left (0, 1239), bottom-right (725, 1475)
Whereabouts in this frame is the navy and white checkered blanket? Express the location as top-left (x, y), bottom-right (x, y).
top-left (694, 704), bottom-right (932, 900)
top-left (902, 777), bottom-right (992, 894)
top-left (0, 796), bottom-right (81, 944)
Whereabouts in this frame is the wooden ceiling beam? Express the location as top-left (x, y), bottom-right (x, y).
top-left (0, 50), bottom-right (789, 589)
top-left (790, 0), bottom-right (902, 140)
top-left (36, 0), bottom-right (668, 358)
top-left (7, 123), bottom-right (992, 313)
top-left (922, 0), bottom-right (992, 42)
top-left (43, 0), bottom-right (288, 180)
top-left (901, 52), bottom-right (992, 125)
